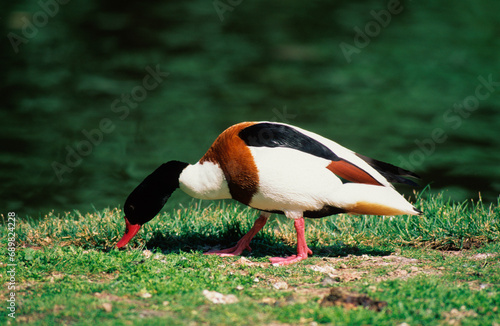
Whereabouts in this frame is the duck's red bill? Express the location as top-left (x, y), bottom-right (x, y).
top-left (116, 216), bottom-right (141, 248)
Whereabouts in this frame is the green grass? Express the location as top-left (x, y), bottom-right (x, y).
top-left (1, 192), bottom-right (500, 325)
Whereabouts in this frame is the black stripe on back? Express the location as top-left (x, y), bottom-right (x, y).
top-left (239, 123), bottom-right (340, 161)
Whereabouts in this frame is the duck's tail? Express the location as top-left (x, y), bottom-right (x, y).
top-left (332, 183), bottom-right (422, 216)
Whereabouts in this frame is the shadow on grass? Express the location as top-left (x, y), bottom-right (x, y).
top-left (143, 228), bottom-right (392, 259)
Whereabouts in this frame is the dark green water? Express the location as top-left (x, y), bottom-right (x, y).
top-left (2, 1), bottom-right (499, 217)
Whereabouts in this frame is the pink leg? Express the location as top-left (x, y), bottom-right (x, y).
top-left (269, 217), bottom-right (312, 266)
top-left (205, 212), bottom-right (269, 257)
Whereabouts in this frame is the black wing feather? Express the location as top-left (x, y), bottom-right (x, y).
top-left (356, 153), bottom-right (420, 186)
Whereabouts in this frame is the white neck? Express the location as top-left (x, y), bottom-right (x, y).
top-left (178, 161), bottom-right (231, 200)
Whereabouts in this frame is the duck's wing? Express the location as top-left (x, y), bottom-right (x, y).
top-left (238, 122), bottom-right (418, 187)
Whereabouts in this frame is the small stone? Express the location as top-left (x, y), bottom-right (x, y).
top-left (309, 265), bottom-right (336, 274)
top-left (140, 292), bottom-right (152, 299)
top-left (102, 303), bottom-right (112, 312)
top-left (322, 276), bottom-right (340, 286)
top-left (202, 290), bottom-right (239, 304)
top-left (236, 257), bottom-right (252, 265)
top-left (273, 281), bottom-right (288, 290)
top-left (261, 297), bottom-right (276, 305)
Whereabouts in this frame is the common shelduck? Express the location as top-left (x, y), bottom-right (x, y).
top-left (116, 121), bottom-right (422, 265)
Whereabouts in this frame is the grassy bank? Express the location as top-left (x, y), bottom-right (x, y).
top-left (1, 193), bottom-right (499, 325)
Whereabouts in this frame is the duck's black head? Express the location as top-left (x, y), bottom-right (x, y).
top-left (116, 160), bottom-right (189, 248)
